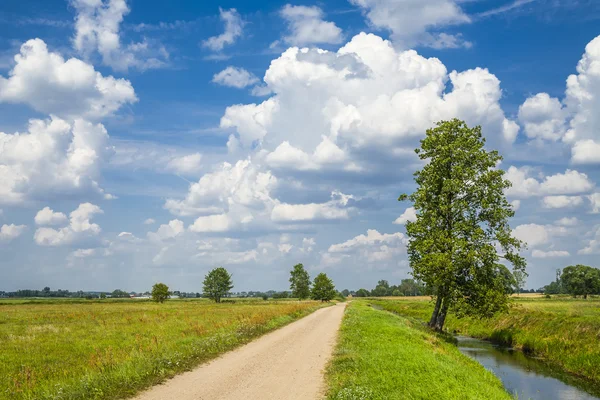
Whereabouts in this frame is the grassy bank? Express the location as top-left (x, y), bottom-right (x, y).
top-left (325, 301), bottom-right (511, 400)
top-left (0, 299), bottom-right (324, 400)
top-left (372, 297), bottom-right (600, 384)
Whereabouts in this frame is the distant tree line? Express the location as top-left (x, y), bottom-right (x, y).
top-left (342, 279), bottom-right (427, 298)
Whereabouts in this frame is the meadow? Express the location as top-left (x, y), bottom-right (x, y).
top-left (370, 296), bottom-right (600, 385)
top-left (0, 298), bottom-right (324, 400)
top-left (325, 301), bottom-right (511, 400)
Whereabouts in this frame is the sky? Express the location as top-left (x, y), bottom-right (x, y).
top-left (1, 0), bottom-right (599, 293)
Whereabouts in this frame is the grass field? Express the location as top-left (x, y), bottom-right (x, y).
top-left (0, 298), bottom-right (324, 400)
top-left (325, 301), bottom-right (511, 400)
top-left (371, 296), bottom-right (600, 385)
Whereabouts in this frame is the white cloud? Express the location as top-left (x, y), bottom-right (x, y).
top-left (0, 224), bottom-right (27, 242)
top-left (147, 219), bottom-right (184, 241)
top-left (393, 207), bottom-right (417, 225)
top-left (511, 200), bottom-right (521, 211)
top-left (572, 140), bottom-right (600, 164)
top-left (579, 227), bottom-right (600, 255)
top-left (221, 33), bottom-right (518, 171)
top-left (272, 190), bottom-right (355, 223)
top-left (143, 218), bottom-right (156, 225)
top-left (506, 166), bottom-right (594, 199)
top-left (279, 4), bottom-right (343, 46)
top-left (532, 249), bottom-right (570, 258)
top-left (71, 0), bottom-right (169, 71)
top-left (189, 214), bottom-right (231, 233)
top-left (349, 0), bottom-right (471, 49)
top-left (34, 203), bottom-right (103, 246)
top-left (325, 229), bottom-right (408, 266)
top-left (513, 223), bottom-right (568, 248)
top-left (0, 39), bottom-right (137, 119)
top-left (518, 93), bottom-right (566, 141)
top-left (555, 217), bottom-right (578, 226)
top-left (202, 8), bottom-right (243, 52)
top-left (70, 248), bottom-right (96, 258)
top-left (35, 207), bottom-right (68, 226)
top-left (518, 35), bottom-right (600, 164)
top-left (212, 67), bottom-right (259, 89)
top-left (166, 153), bottom-right (202, 175)
top-left (542, 196), bottom-right (584, 209)
top-left (589, 193), bottom-right (600, 214)
top-left (0, 117), bottom-right (113, 205)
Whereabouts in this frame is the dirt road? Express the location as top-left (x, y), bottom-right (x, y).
top-left (133, 302), bottom-right (347, 400)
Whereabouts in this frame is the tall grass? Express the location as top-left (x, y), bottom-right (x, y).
top-left (325, 301), bottom-right (511, 400)
top-left (372, 297), bottom-right (600, 384)
top-left (0, 299), bottom-right (323, 399)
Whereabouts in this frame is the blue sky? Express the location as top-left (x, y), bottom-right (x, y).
top-left (1, 0), bottom-right (599, 293)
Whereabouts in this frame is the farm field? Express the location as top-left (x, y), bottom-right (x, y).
top-left (370, 296), bottom-right (600, 385)
top-left (325, 301), bottom-right (511, 400)
top-left (0, 298), bottom-right (324, 400)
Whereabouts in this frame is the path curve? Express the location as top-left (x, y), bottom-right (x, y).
top-left (133, 302), bottom-right (347, 400)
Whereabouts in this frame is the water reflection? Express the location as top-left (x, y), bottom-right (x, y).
top-left (457, 336), bottom-right (600, 400)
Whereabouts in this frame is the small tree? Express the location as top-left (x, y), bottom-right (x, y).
top-left (513, 270), bottom-right (527, 296)
top-left (151, 283), bottom-right (171, 303)
top-left (203, 267), bottom-right (234, 303)
top-left (311, 273), bottom-right (336, 302)
top-left (400, 119), bottom-right (526, 331)
top-left (289, 263), bottom-right (311, 300)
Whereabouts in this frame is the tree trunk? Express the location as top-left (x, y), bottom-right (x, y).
top-left (429, 294), bottom-right (442, 328)
top-left (434, 300), bottom-right (450, 331)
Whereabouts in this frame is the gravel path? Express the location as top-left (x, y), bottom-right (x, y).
top-left (133, 302), bottom-right (347, 400)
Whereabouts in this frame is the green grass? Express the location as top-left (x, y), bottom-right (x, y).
top-left (0, 298), bottom-right (324, 400)
top-left (372, 296), bottom-right (600, 385)
top-left (325, 301), bottom-right (512, 400)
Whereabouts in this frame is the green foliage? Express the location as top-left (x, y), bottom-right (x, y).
top-left (325, 302), bottom-right (511, 400)
top-left (561, 265), bottom-right (600, 299)
top-left (151, 283), bottom-right (171, 303)
top-left (311, 273), bottom-right (337, 302)
top-left (289, 263), bottom-right (311, 300)
top-left (354, 289), bottom-right (370, 297)
top-left (400, 119), bottom-right (525, 330)
top-left (374, 297), bottom-right (600, 386)
top-left (202, 267), bottom-right (234, 303)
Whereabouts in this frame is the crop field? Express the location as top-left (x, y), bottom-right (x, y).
top-left (325, 301), bottom-right (511, 400)
top-left (0, 298), bottom-right (324, 400)
top-left (370, 296), bottom-right (600, 385)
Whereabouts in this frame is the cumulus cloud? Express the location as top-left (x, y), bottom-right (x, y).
top-left (589, 193), bottom-right (600, 214)
top-left (35, 207), bottom-right (68, 226)
top-left (393, 207), bottom-right (417, 225)
top-left (166, 153), bottom-right (202, 175)
top-left (212, 67), bottom-right (259, 89)
top-left (349, 0), bottom-right (471, 49)
top-left (0, 224), bottom-right (27, 242)
top-left (271, 191), bottom-right (354, 222)
top-left (0, 39), bottom-right (137, 119)
top-left (34, 203), bottom-right (103, 246)
top-left (325, 229), bottom-right (408, 266)
top-left (579, 227), bottom-right (600, 255)
top-left (71, 0), bottom-right (169, 71)
top-left (0, 117), bottom-right (113, 205)
top-left (542, 195), bottom-right (584, 209)
top-left (147, 219), bottom-right (184, 241)
top-left (279, 4), bottom-right (343, 46)
top-left (506, 167), bottom-right (594, 199)
top-left (512, 223), bottom-right (568, 248)
top-left (221, 33), bottom-right (518, 177)
top-left (202, 8), bottom-right (243, 52)
top-left (143, 218), bottom-right (155, 225)
top-left (555, 217), bottom-right (578, 226)
top-left (518, 35), bottom-right (600, 164)
top-left (518, 93), bottom-right (566, 141)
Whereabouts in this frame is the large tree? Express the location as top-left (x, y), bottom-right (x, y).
top-left (289, 263), bottom-right (311, 300)
top-left (311, 273), bottom-right (336, 302)
top-left (561, 265), bottom-right (600, 299)
top-left (203, 267), bottom-right (234, 303)
top-left (400, 119), bottom-right (526, 331)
